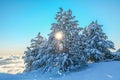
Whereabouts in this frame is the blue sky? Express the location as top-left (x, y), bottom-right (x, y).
top-left (0, 0), bottom-right (120, 56)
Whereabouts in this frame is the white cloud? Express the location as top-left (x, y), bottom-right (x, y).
top-left (0, 56), bottom-right (25, 74)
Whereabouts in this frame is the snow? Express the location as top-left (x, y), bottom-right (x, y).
top-left (0, 61), bottom-right (120, 80)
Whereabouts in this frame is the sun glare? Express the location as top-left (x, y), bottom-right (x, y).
top-left (55, 31), bottom-right (63, 40)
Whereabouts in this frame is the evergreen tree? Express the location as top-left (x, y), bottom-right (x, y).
top-left (24, 32), bottom-right (46, 72)
top-left (116, 48), bottom-right (120, 53)
top-left (83, 21), bottom-right (115, 62)
top-left (35, 8), bottom-right (87, 73)
top-left (114, 48), bottom-right (120, 61)
top-left (24, 47), bottom-right (33, 72)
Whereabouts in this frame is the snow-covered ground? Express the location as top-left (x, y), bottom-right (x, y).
top-left (0, 56), bottom-right (24, 74)
top-left (0, 61), bottom-right (120, 80)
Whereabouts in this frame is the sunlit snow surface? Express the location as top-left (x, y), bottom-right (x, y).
top-left (0, 56), bottom-right (24, 74)
top-left (0, 61), bottom-right (120, 80)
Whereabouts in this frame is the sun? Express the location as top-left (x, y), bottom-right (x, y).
top-left (55, 31), bottom-right (63, 40)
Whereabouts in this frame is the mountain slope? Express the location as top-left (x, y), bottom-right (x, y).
top-left (0, 61), bottom-right (120, 80)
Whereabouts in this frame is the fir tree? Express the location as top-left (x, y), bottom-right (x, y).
top-left (114, 48), bottom-right (120, 61)
top-left (83, 21), bottom-right (115, 62)
top-left (24, 32), bottom-right (46, 72)
top-left (36, 8), bottom-right (87, 73)
top-left (117, 48), bottom-right (120, 52)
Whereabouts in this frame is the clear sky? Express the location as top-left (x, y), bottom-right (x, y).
top-left (0, 0), bottom-right (120, 56)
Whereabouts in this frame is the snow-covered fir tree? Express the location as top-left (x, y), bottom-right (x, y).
top-left (83, 21), bottom-right (115, 62)
top-left (33, 8), bottom-right (87, 73)
top-left (24, 32), bottom-right (46, 72)
top-left (116, 49), bottom-right (120, 52)
top-left (113, 48), bottom-right (120, 61)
